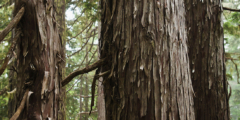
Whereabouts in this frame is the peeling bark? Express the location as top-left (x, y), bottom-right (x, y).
top-left (99, 0), bottom-right (195, 120)
top-left (9, 0), bottom-right (63, 119)
top-left (185, 0), bottom-right (230, 120)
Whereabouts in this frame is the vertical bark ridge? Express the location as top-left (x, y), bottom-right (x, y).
top-left (100, 0), bottom-right (195, 120)
top-left (11, 0), bottom-right (63, 119)
top-left (185, 0), bottom-right (230, 120)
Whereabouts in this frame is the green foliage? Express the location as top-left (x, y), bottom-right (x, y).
top-left (223, 1), bottom-right (240, 119)
top-left (0, 0), bottom-right (14, 119)
top-left (64, 0), bottom-right (99, 119)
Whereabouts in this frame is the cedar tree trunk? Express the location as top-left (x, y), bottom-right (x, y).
top-left (9, 0), bottom-right (63, 119)
top-left (99, 0), bottom-right (195, 120)
top-left (185, 0), bottom-right (230, 120)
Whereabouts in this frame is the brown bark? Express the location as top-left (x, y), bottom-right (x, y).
top-left (185, 0), bottom-right (230, 120)
top-left (99, 0), bottom-right (195, 120)
top-left (9, 0), bottom-right (63, 119)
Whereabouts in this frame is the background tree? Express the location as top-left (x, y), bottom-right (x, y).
top-left (222, 0), bottom-right (240, 119)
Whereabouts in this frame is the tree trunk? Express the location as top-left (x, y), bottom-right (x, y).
top-left (99, 0), bottom-right (195, 120)
top-left (97, 21), bottom-right (106, 120)
top-left (9, 0), bottom-right (63, 119)
top-left (97, 77), bottom-right (106, 120)
top-left (56, 0), bottom-right (66, 119)
top-left (84, 46), bottom-right (89, 120)
top-left (185, 0), bottom-right (230, 120)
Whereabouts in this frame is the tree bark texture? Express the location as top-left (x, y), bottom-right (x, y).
top-left (185, 0), bottom-right (230, 120)
top-left (99, 0), bottom-right (195, 120)
top-left (9, 0), bottom-right (63, 119)
top-left (56, 0), bottom-right (66, 119)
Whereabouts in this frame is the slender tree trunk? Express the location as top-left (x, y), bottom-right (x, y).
top-left (97, 21), bottom-right (106, 120)
top-left (79, 80), bottom-right (83, 120)
top-left (99, 0), bottom-right (195, 120)
top-left (185, 0), bottom-right (230, 120)
top-left (84, 46), bottom-right (89, 120)
top-left (97, 77), bottom-right (106, 120)
top-left (9, 0), bottom-right (63, 119)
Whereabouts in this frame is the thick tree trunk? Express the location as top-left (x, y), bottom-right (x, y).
top-left (9, 0), bottom-right (63, 119)
top-left (185, 0), bottom-right (230, 120)
top-left (99, 0), bottom-right (195, 120)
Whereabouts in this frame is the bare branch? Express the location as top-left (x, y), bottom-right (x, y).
top-left (67, 30), bottom-right (94, 58)
top-left (223, 7), bottom-right (240, 12)
top-left (67, 8), bottom-right (86, 29)
top-left (66, 49), bottom-right (98, 92)
top-left (0, 7), bottom-right (24, 43)
top-left (61, 58), bottom-right (107, 87)
top-left (0, 30), bottom-right (21, 76)
top-left (90, 70), bottom-right (110, 114)
top-left (67, 22), bottom-right (93, 41)
top-left (10, 89), bottom-right (29, 120)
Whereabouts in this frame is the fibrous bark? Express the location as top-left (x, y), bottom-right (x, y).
top-left (185, 0), bottom-right (230, 120)
top-left (99, 0), bottom-right (195, 120)
top-left (9, 0), bottom-right (63, 119)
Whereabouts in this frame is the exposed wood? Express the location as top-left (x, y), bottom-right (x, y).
top-left (10, 89), bottom-right (29, 120)
top-left (61, 58), bottom-right (107, 87)
top-left (0, 30), bottom-right (21, 76)
top-left (0, 7), bottom-right (24, 43)
top-left (223, 7), bottom-right (240, 12)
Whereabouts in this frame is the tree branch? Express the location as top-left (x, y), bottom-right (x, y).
top-left (0, 7), bottom-right (24, 43)
top-left (0, 30), bottom-right (21, 76)
top-left (90, 70), bottom-right (110, 115)
top-left (67, 22), bottom-right (93, 41)
top-left (10, 89), bottom-right (29, 120)
top-left (223, 7), bottom-right (240, 12)
top-left (61, 58), bottom-right (107, 87)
